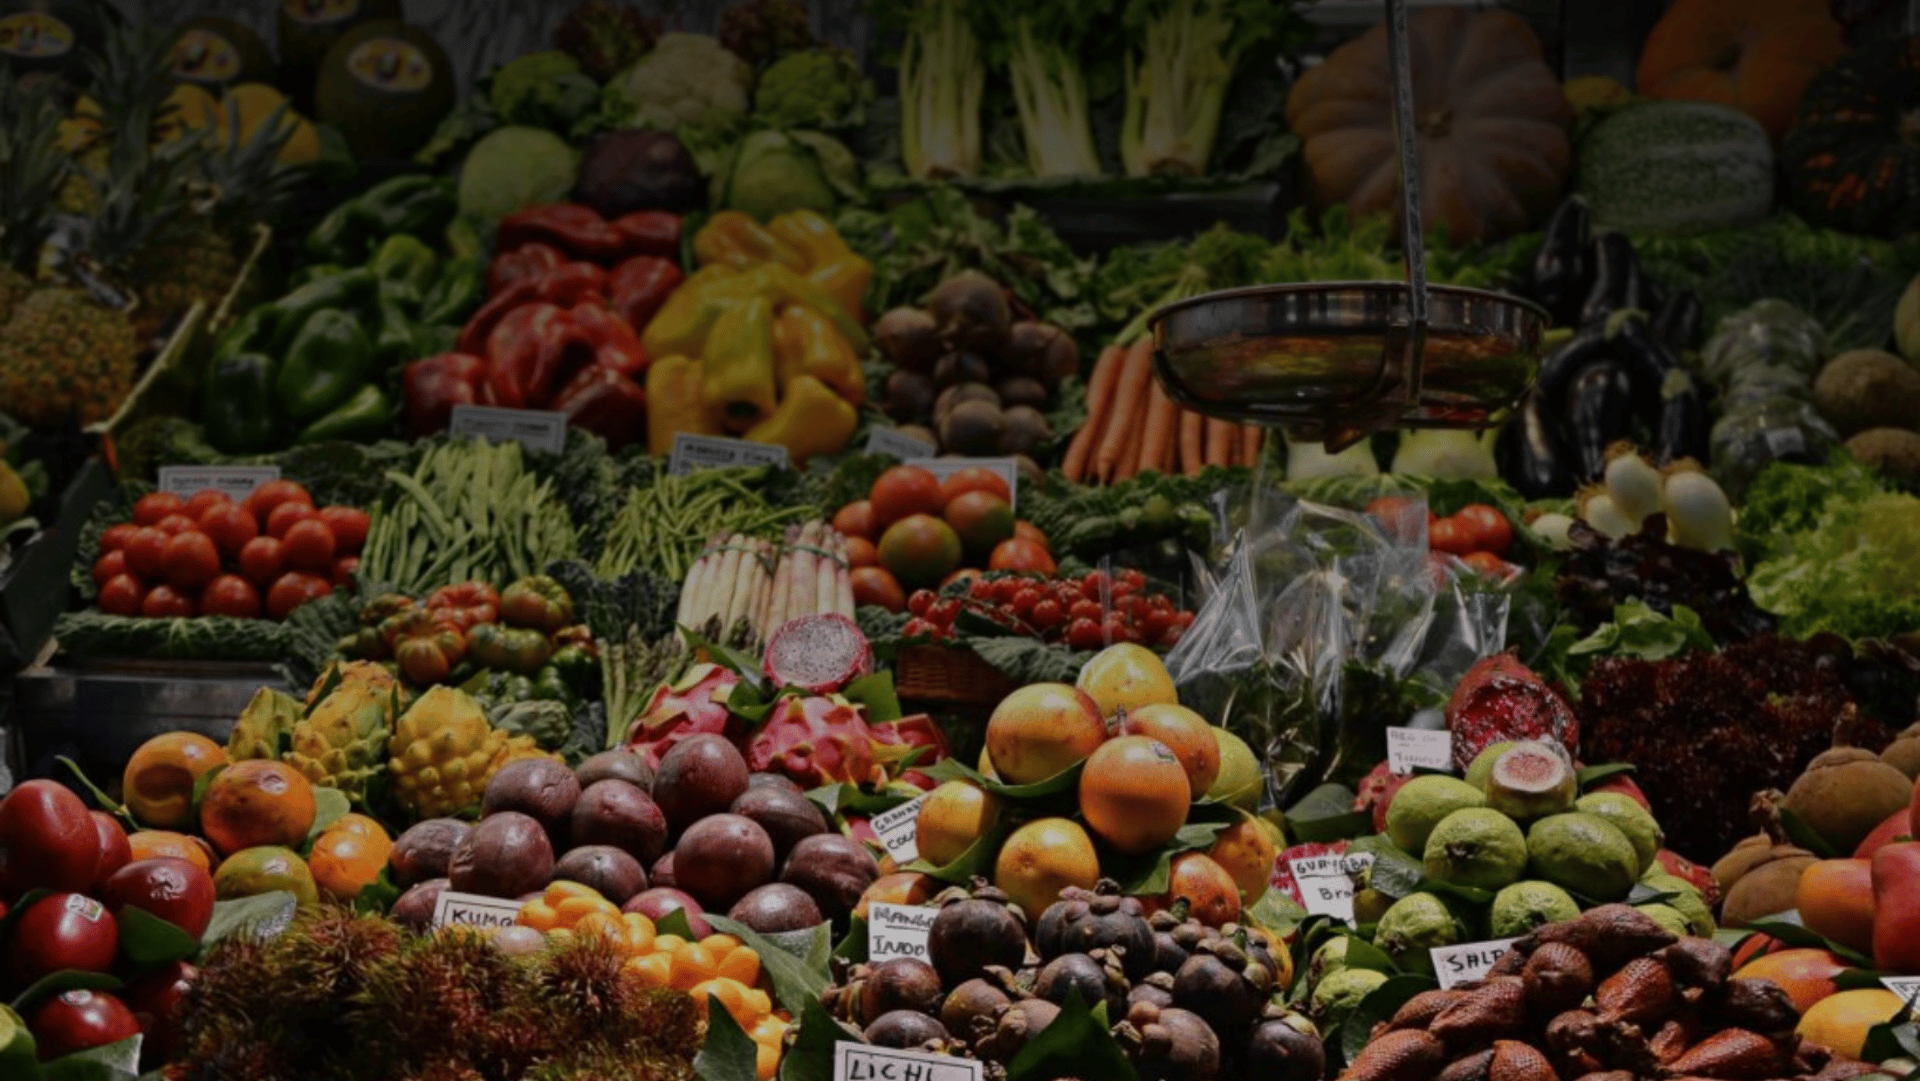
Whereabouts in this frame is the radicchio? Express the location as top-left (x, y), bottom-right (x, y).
top-left (745, 695), bottom-right (883, 788)
top-left (625, 663), bottom-right (744, 769)
top-left (1445, 652), bottom-right (1580, 772)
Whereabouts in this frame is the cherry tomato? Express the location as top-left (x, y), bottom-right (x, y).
top-left (199, 575), bottom-right (262, 619)
top-left (99, 523), bottom-right (138, 553)
top-left (1068, 599), bottom-right (1103, 624)
top-left (901, 617), bottom-right (937, 640)
top-left (123, 527), bottom-right (168, 579)
top-left (927, 598), bottom-right (961, 627)
top-left (967, 578), bottom-right (996, 601)
top-left (281, 519), bottom-right (337, 573)
top-left (197, 502), bottom-right (258, 560)
top-left (242, 480), bottom-right (313, 528)
top-left (1031, 598), bottom-right (1065, 630)
top-left (1455, 504), bottom-right (1514, 557)
top-left (141, 584), bottom-right (196, 619)
top-left (1066, 617), bottom-right (1105, 652)
top-left (182, 489), bottom-right (230, 520)
top-left (317, 506), bottom-right (370, 555)
top-left (93, 550), bottom-right (130, 588)
top-left (1010, 587), bottom-right (1042, 619)
top-left (1428, 515), bottom-right (1474, 556)
top-left (1461, 551), bottom-right (1511, 579)
top-left (265, 501), bottom-right (316, 540)
top-left (132, 492), bottom-right (184, 526)
top-left (98, 574), bottom-right (145, 617)
top-left (1139, 608), bottom-right (1174, 643)
top-left (1364, 495), bottom-right (1418, 524)
top-left (331, 555), bottom-right (360, 586)
top-left (266, 572), bottom-right (332, 621)
top-left (160, 531), bottom-right (221, 592)
top-left (1118, 568), bottom-right (1146, 591)
top-left (154, 514), bottom-right (199, 536)
top-left (1079, 571), bottom-right (1110, 601)
top-left (907, 590), bottom-right (936, 618)
top-left (236, 536), bottom-right (286, 589)
top-left (1103, 613), bottom-right (1132, 644)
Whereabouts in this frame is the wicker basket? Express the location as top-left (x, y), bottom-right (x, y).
top-left (896, 645), bottom-right (1017, 706)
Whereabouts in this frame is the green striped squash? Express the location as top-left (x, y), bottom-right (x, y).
top-left (1577, 101), bottom-right (1776, 236)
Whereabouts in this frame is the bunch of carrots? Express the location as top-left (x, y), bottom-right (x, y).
top-left (1063, 335), bottom-right (1265, 483)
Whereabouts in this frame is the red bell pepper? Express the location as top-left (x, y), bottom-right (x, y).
top-left (487, 242), bottom-right (566, 296)
top-left (484, 303), bottom-right (585, 409)
top-left (569, 300), bottom-right (648, 378)
top-left (613, 211), bottom-right (683, 260)
top-left (609, 256), bottom-right (683, 334)
top-left (402, 352), bottom-right (488, 438)
top-left (553, 366), bottom-right (648, 452)
top-left (497, 203), bottom-right (629, 262)
top-left (457, 263), bottom-right (608, 356)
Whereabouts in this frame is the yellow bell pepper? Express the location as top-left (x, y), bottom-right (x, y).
top-left (641, 264), bottom-right (745, 360)
top-left (768, 210), bottom-right (872, 323)
top-left (759, 263), bottom-right (869, 354)
top-left (745, 375), bottom-right (858, 466)
top-left (693, 211), bottom-right (806, 272)
top-left (701, 295), bottom-right (779, 433)
top-left (772, 304), bottom-right (864, 406)
top-left (645, 354), bottom-right (719, 456)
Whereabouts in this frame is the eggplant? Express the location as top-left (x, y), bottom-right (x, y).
top-left (1531, 319), bottom-right (1610, 412)
top-left (1614, 318), bottom-right (1710, 466)
top-left (1498, 388), bottom-right (1575, 498)
top-left (1529, 197), bottom-right (1592, 326)
top-left (1577, 233), bottom-right (1655, 326)
top-left (1564, 358), bottom-right (1638, 484)
top-left (1651, 290), bottom-right (1704, 351)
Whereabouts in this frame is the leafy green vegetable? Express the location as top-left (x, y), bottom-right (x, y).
top-left (53, 611), bottom-right (296, 663)
top-left (1118, 0), bottom-right (1306, 178)
top-left (868, 0), bottom-right (986, 179)
top-left (975, 2), bottom-right (1112, 179)
top-left (968, 636), bottom-right (1096, 684)
top-left (1093, 222), bottom-right (1271, 341)
top-left (753, 48), bottom-right (870, 132)
top-left (1736, 452), bottom-right (1886, 564)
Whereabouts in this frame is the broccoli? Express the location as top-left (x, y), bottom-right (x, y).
top-left (486, 50), bottom-right (599, 129)
top-left (752, 48), bottom-right (868, 131)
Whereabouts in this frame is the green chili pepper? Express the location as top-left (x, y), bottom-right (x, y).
top-left (295, 384), bottom-right (391, 444)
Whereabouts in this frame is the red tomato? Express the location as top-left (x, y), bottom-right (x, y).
top-left (153, 514), bottom-right (199, 536)
top-left (199, 575), bottom-right (261, 619)
top-left (160, 531), bottom-right (221, 592)
top-left (1462, 551), bottom-right (1512, 579)
top-left (140, 584), bottom-right (195, 619)
top-left (93, 550), bottom-right (130, 588)
top-left (331, 555), bottom-right (360, 586)
top-left (1429, 516), bottom-right (1474, 556)
top-left (1065, 617), bottom-right (1105, 651)
top-left (236, 536), bottom-right (286, 589)
top-left (938, 467), bottom-right (1012, 508)
top-left (1012, 521), bottom-right (1049, 552)
top-left (123, 528), bottom-right (168, 579)
top-left (316, 507), bottom-right (369, 555)
top-left (197, 502), bottom-right (258, 560)
top-left (1455, 504), bottom-right (1514, 557)
top-left (132, 493), bottom-right (184, 527)
top-left (989, 538), bottom-right (1056, 575)
top-left (182, 489), bottom-right (230, 519)
top-left (99, 523), bottom-right (138, 553)
top-left (242, 480), bottom-right (313, 528)
top-left (265, 572), bottom-right (331, 621)
top-left (98, 574), bottom-right (145, 617)
top-left (264, 501), bottom-right (316, 540)
top-left (1364, 495), bottom-right (1417, 523)
top-left (281, 519), bottom-right (337, 573)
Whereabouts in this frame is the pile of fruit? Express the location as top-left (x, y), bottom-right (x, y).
top-left (833, 463), bottom-right (1055, 607)
top-left (335, 575), bottom-right (599, 703)
top-left (901, 567), bottom-right (1196, 651)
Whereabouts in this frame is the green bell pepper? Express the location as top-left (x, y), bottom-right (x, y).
top-left (371, 234), bottom-right (438, 306)
top-left (266, 267), bottom-right (377, 356)
top-left (418, 256), bottom-right (482, 327)
top-left (295, 384), bottom-right (391, 444)
top-left (374, 291), bottom-right (418, 367)
top-left (202, 351), bottom-right (279, 453)
top-left (468, 623), bottom-right (553, 675)
top-left (276, 308), bottom-right (374, 423)
top-left (546, 643), bottom-right (599, 699)
top-left (288, 263), bottom-right (347, 290)
top-left (210, 306), bottom-right (272, 366)
top-left (304, 174), bottom-right (457, 265)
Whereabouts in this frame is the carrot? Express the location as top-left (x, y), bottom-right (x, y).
top-left (1138, 379), bottom-right (1178, 478)
top-left (1114, 393), bottom-right (1152, 481)
top-left (1241, 424), bottom-right (1264, 469)
top-left (1062, 343), bottom-right (1124, 481)
top-left (1178, 408), bottom-right (1204, 476)
top-left (1095, 337), bottom-right (1155, 482)
top-left (1205, 417), bottom-right (1235, 468)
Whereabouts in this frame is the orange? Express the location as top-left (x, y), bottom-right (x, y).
top-left (849, 566), bottom-right (906, 612)
top-left (128, 830), bottom-right (213, 874)
top-left (199, 759), bottom-right (316, 856)
top-left (1078, 736), bottom-right (1191, 854)
top-left (1207, 815), bottom-right (1278, 906)
top-left (123, 732), bottom-right (229, 828)
top-left (844, 536), bottom-right (879, 568)
top-left (1732, 948), bottom-right (1850, 1014)
top-left (1013, 521), bottom-right (1049, 552)
top-left (1797, 988), bottom-right (1905, 1059)
top-left (625, 952), bottom-right (673, 988)
top-left (668, 941), bottom-right (719, 990)
top-left (1796, 858), bottom-right (1876, 956)
top-left (868, 466), bottom-right (943, 534)
top-left (309, 829), bottom-right (387, 902)
top-left (992, 817), bottom-right (1100, 921)
top-left (755, 1038), bottom-right (780, 1080)
top-left (915, 781), bottom-right (1002, 868)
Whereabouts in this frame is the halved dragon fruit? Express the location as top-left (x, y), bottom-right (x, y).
top-left (1352, 760), bottom-right (1413, 835)
top-left (763, 614), bottom-right (874, 694)
top-left (1445, 652), bottom-right (1580, 772)
top-left (626, 663), bottom-right (744, 769)
top-left (870, 712), bottom-right (952, 788)
top-left (745, 694), bottom-right (882, 788)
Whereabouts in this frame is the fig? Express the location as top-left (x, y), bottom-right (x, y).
top-left (730, 784), bottom-right (829, 865)
top-left (927, 271), bottom-right (1010, 354)
top-left (101, 857), bottom-right (217, 940)
top-left (728, 883), bottom-right (823, 934)
top-left (575, 749), bottom-right (655, 792)
top-left (389, 819), bottom-right (472, 887)
top-left (624, 887), bottom-right (711, 938)
top-left (674, 813), bottom-right (776, 910)
top-left (449, 811), bottom-right (555, 899)
top-left (927, 889), bottom-right (1026, 987)
top-left (940, 979), bottom-right (1011, 1041)
top-left (552, 845), bottom-right (647, 904)
top-left (874, 307), bottom-right (941, 373)
top-left (8, 892), bottom-right (119, 984)
top-left (571, 779), bottom-right (669, 863)
top-left (653, 733), bottom-right (750, 835)
top-left (1034, 952), bottom-right (1125, 1017)
top-left (780, 834), bottom-right (879, 924)
top-left (390, 879), bottom-right (449, 931)
top-left (860, 957), bottom-right (945, 1023)
top-left (482, 758), bottom-right (581, 844)
top-left (864, 1010), bottom-right (949, 1049)
top-left (29, 989), bottom-right (140, 1062)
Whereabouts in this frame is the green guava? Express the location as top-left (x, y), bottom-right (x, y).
top-left (1526, 812), bottom-right (1640, 901)
top-left (1640, 872), bottom-right (1716, 935)
top-left (1385, 775), bottom-right (1487, 855)
top-left (1464, 741), bottom-right (1521, 792)
top-left (1576, 792), bottom-right (1665, 874)
top-left (1310, 965), bottom-right (1389, 1030)
top-left (1636, 903), bottom-right (1694, 938)
top-left (1373, 891), bottom-right (1468, 977)
top-left (1488, 880), bottom-right (1582, 938)
top-left (1423, 807), bottom-right (1529, 891)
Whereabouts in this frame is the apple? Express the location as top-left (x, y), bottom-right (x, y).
top-left (0, 781), bottom-right (104, 895)
top-left (125, 961), bottom-right (195, 1066)
top-left (8, 892), bottom-right (120, 985)
top-left (90, 812), bottom-right (131, 889)
top-left (29, 989), bottom-right (140, 1061)
top-left (101, 858), bottom-right (216, 940)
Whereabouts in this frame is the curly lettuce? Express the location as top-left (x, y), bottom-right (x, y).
top-left (1740, 454), bottom-right (1920, 640)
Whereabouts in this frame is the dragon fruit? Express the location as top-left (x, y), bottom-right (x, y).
top-left (1655, 848), bottom-right (1720, 907)
top-left (762, 614), bottom-right (873, 694)
top-left (746, 695), bottom-right (882, 788)
top-left (1269, 840), bottom-right (1351, 908)
top-left (1445, 652), bottom-right (1580, 772)
top-left (626, 663), bottom-right (744, 769)
top-left (870, 712), bottom-right (951, 788)
top-left (1352, 760), bottom-right (1414, 834)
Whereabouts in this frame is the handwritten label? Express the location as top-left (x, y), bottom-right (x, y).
top-left (868, 902), bottom-right (935, 961)
top-left (449, 404), bottom-right (568, 455)
top-left (1288, 852), bottom-right (1375, 923)
top-left (834, 1042), bottom-right (983, 1081)
top-left (431, 891), bottom-right (524, 931)
top-left (903, 457), bottom-right (1020, 510)
top-left (668, 432), bottom-right (791, 476)
top-left (1387, 727), bottom-right (1454, 774)
top-left (1432, 938), bottom-right (1521, 989)
top-left (1883, 976), bottom-right (1920, 1007)
top-left (157, 465), bottom-right (279, 499)
top-left (866, 427), bottom-right (938, 461)
top-left (870, 793), bottom-right (929, 865)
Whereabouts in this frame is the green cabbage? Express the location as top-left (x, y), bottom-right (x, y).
top-left (458, 126), bottom-right (580, 219)
top-left (712, 129), bottom-right (860, 222)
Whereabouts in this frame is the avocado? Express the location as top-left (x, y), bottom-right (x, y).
top-left (169, 16), bottom-right (275, 90)
top-left (314, 18), bottom-right (453, 161)
top-left (0, 0), bottom-right (115, 80)
top-left (276, 0), bottom-right (401, 114)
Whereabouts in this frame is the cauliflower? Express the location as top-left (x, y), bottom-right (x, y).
top-left (609, 32), bottom-right (754, 132)
top-left (752, 48), bottom-right (867, 131)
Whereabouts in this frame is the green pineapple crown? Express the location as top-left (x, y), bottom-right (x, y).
top-left (0, 64), bottom-right (72, 275)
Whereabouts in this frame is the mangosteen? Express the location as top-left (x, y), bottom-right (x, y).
top-left (975, 998), bottom-right (1060, 1064)
top-left (1129, 973), bottom-right (1176, 1012)
top-left (1171, 942), bottom-right (1263, 1037)
top-left (940, 979), bottom-right (1011, 1042)
top-left (1128, 1005), bottom-right (1221, 1081)
top-left (858, 957), bottom-right (944, 1024)
top-left (1151, 931), bottom-right (1191, 974)
top-left (1044, 880), bottom-right (1154, 981)
top-left (927, 271), bottom-right (1011, 354)
top-left (1033, 952), bottom-right (1125, 1018)
top-left (1002, 321), bottom-right (1077, 386)
top-left (1244, 1007), bottom-right (1326, 1081)
top-left (927, 888), bottom-right (1027, 988)
top-left (874, 307), bottom-right (942, 373)
top-left (864, 1010), bottom-right (949, 1050)
top-left (932, 351), bottom-right (992, 389)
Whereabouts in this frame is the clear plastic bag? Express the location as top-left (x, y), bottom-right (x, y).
top-left (1699, 299), bottom-right (1827, 390)
top-left (1709, 393), bottom-right (1841, 499)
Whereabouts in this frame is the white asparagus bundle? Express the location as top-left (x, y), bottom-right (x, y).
top-left (834, 532), bottom-right (855, 617)
top-left (815, 525), bottom-right (838, 618)
top-left (761, 524), bottom-right (800, 642)
top-left (676, 532), bottom-right (726, 629)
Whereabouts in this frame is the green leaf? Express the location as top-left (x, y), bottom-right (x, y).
top-left (199, 891), bottom-right (299, 951)
top-left (10, 972), bottom-right (124, 1014)
top-left (1249, 890), bottom-right (1309, 938)
top-left (680, 625), bottom-right (765, 692)
top-left (189, 763), bottom-right (228, 819)
top-left (115, 906), bottom-right (200, 967)
top-left (1745, 912), bottom-right (1875, 968)
top-left (832, 916), bottom-right (868, 964)
top-left (705, 916), bottom-right (833, 1018)
top-left (805, 783), bottom-right (911, 820)
top-left (922, 755), bottom-right (1086, 801)
top-left (55, 758), bottom-right (127, 823)
top-left (1836, 968), bottom-right (1894, 991)
top-left (1574, 763), bottom-right (1636, 789)
top-left (304, 787), bottom-right (350, 844)
top-left (41, 1033), bottom-right (142, 1081)
top-left (1624, 884), bottom-right (1681, 907)
top-left (1864, 1019), bottom-right (1919, 1066)
top-left (1348, 838), bottom-right (1423, 900)
top-left (1777, 806), bottom-right (1840, 859)
top-left (1283, 784), bottom-right (1370, 844)
top-left (1420, 879), bottom-right (1495, 906)
top-left (353, 868), bottom-right (403, 915)
top-left (1005, 986), bottom-right (1138, 1081)
top-left (903, 821), bottom-right (1010, 885)
top-left (656, 907), bottom-right (697, 940)
top-left (842, 670), bottom-right (903, 723)
top-left (695, 991), bottom-right (760, 1081)
top-left (1338, 932), bottom-right (1401, 975)
top-left (778, 1000), bottom-right (861, 1081)
top-left (1340, 974), bottom-right (1437, 1062)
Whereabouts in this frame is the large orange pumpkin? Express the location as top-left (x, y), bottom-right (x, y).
top-left (1636, 0), bottom-right (1848, 141)
top-left (1285, 8), bottom-right (1571, 246)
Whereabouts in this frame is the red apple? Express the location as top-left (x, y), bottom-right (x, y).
top-left (125, 960), bottom-right (196, 1066)
top-left (1856, 808), bottom-right (1914, 858)
top-left (90, 812), bottom-right (131, 889)
top-left (8, 892), bottom-right (120, 985)
top-left (101, 858), bottom-right (216, 940)
top-left (29, 989), bottom-right (140, 1061)
top-left (0, 780), bottom-right (104, 896)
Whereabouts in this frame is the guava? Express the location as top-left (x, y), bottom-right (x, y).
top-left (1488, 880), bottom-right (1580, 938)
top-left (1385, 775), bottom-right (1487, 855)
top-left (1640, 872), bottom-right (1715, 935)
top-left (1525, 812), bottom-right (1639, 901)
top-left (1308, 937), bottom-right (1350, 984)
top-left (1373, 891), bottom-right (1467, 977)
top-left (1635, 903), bottom-right (1694, 938)
top-left (1485, 741), bottom-right (1577, 822)
top-left (1575, 792), bottom-right (1664, 874)
top-left (1423, 808), bottom-right (1529, 891)
top-left (1464, 741), bottom-right (1520, 792)
top-left (1309, 965), bottom-right (1388, 1030)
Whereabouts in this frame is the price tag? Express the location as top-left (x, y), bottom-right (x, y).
top-left (834, 1042), bottom-right (983, 1081)
top-left (867, 902), bottom-right (935, 961)
top-left (1432, 938), bottom-right (1521, 989)
top-left (870, 793), bottom-right (930, 865)
top-left (1387, 728), bottom-right (1454, 774)
top-left (431, 891), bottom-right (524, 931)
top-left (449, 404), bottom-right (568, 455)
top-left (866, 427), bottom-right (938, 461)
top-left (1883, 976), bottom-right (1920, 1007)
top-left (1288, 852), bottom-right (1375, 923)
top-left (1763, 427), bottom-right (1807, 458)
top-left (903, 457), bottom-right (1021, 509)
top-left (156, 465), bottom-right (279, 499)
top-left (668, 433), bottom-right (792, 476)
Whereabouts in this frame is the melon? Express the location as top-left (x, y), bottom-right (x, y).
top-left (1577, 101), bottom-right (1776, 236)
